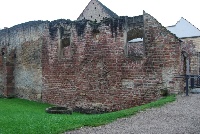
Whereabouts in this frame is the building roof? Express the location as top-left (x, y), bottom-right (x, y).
top-left (77, 0), bottom-right (118, 22)
top-left (167, 18), bottom-right (200, 38)
top-left (98, 0), bottom-right (118, 18)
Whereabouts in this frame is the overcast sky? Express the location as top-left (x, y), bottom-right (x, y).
top-left (0, 0), bottom-right (199, 29)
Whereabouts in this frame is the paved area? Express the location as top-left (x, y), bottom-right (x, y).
top-left (66, 94), bottom-right (200, 134)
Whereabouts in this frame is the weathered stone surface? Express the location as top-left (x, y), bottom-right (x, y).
top-left (0, 21), bottom-right (48, 99)
top-left (127, 42), bottom-right (144, 58)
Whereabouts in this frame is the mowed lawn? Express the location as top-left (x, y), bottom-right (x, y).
top-left (0, 95), bottom-right (176, 134)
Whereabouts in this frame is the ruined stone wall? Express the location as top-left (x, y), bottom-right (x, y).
top-left (143, 12), bottom-right (183, 93)
top-left (42, 13), bottom-right (183, 111)
top-left (0, 21), bottom-right (48, 99)
top-left (181, 37), bottom-right (200, 75)
top-left (0, 13), bottom-right (184, 111)
top-left (42, 19), bottom-right (129, 110)
top-left (184, 37), bottom-right (200, 52)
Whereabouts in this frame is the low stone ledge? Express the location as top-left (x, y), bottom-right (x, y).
top-left (46, 106), bottom-right (73, 114)
top-left (190, 88), bottom-right (200, 94)
top-left (73, 102), bottom-right (110, 114)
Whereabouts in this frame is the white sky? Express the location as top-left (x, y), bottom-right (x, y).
top-left (0, 0), bottom-right (199, 29)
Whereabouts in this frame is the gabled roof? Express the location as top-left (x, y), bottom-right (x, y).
top-left (167, 18), bottom-right (200, 38)
top-left (97, 0), bottom-right (118, 18)
top-left (77, 0), bottom-right (118, 22)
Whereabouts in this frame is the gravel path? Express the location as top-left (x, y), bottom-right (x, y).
top-left (66, 94), bottom-right (200, 134)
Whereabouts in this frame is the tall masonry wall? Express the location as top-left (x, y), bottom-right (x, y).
top-left (42, 12), bottom-right (183, 111)
top-left (0, 21), bottom-right (48, 100)
top-left (0, 12), bottom-right (184, 111)
top-left (143, 12), bottom-right (183, 94)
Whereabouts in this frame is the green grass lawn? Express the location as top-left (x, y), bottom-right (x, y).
top-left (0, 95), bottom-right (176, 134)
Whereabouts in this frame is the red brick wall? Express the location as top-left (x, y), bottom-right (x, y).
top-left (42, 12), bottom-right (183, 111)
top-left (143, 12), bottom-right (183, 93)
top-left (0, 13), bottom-right (184, 111)
top-left (181, 40), bottom-right (198, 75)
top-left (0, 47), bottom-right (15, 97)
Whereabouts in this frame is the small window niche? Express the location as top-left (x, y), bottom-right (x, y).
top-left (1, 48), bottom-right (5, 56)
top-left (58, 27), bottom-right (72, 60)
top-left (59, 37), bottom-right (71, 59)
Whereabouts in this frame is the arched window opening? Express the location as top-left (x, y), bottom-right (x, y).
top-left (126, 28), bottom-right (144, 59)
